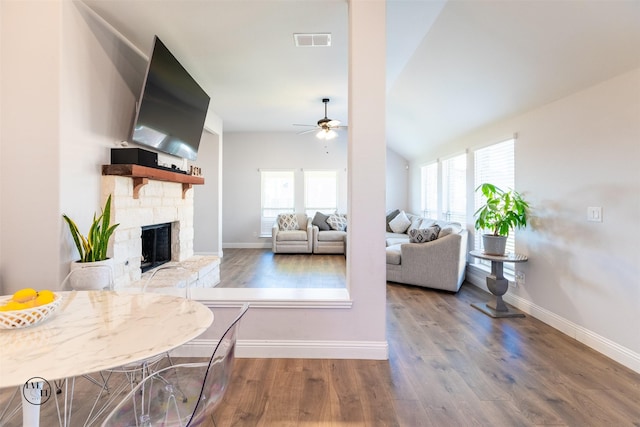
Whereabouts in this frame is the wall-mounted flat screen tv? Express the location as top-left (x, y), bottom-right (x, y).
top-left (130, 36), bottom-right (210, 161)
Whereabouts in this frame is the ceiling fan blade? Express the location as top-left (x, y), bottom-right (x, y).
top-left (296, 128), bottom-right (318, 135)
top-left (327, 119), bottom-right (341, 127)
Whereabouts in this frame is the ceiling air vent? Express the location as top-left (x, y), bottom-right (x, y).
top-left (294, 33), bottom-right (332, 47)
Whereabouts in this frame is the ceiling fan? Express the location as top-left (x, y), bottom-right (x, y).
top-left (294, 98), bottom-right (347, 140)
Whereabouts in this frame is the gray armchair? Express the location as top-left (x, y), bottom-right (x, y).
top-left (271, 213), bottom-right (313, 253)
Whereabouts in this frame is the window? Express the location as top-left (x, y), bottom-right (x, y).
top-left (420, 155), bottom-right (465, 223)
top-left (304, 170), bottom-right (337, 217)
top-left (441, 153), bottom-right (466, 224)
top-left (420, 163), bottom-right (438, 218)
top-left (260, 170), bottom-right (295, 237)
top-left (474, 138), bottom-right (515, 261)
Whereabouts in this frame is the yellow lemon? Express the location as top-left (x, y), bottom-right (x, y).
top-left (1, 301), bottom-right (28, 311)
top-left (35, 290), bottom-right (55, 306)
top-left (23, 299), bottom-right (39, 308)
top-left (12, 288), bottom-right (38, 303)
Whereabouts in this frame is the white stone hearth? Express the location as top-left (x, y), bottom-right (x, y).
top-left (126, 255), bottom-right (220, 293)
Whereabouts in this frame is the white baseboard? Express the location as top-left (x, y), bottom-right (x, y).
top-left (466, 266), bottom-right (640, 374)
top-left (194, 250), bottom-right (224, 257)
top-left (223, 242), bottom-right (271, 249)
top-left (171, 339), bottom-right (389, 360)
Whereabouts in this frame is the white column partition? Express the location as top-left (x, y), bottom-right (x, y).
top-left (346, 0), bottom-right (388, 347)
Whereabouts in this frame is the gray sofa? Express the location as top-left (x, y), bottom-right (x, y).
top-left (385, 211), bottom-right (468, 292)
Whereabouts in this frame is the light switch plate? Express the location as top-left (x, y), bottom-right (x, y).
top-left (587, 206), bottom-right (602, 222)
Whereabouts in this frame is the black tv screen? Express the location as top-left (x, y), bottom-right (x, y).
top-left (130, 36), bottom-right (210, 161)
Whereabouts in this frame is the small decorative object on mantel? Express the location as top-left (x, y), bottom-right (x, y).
top-left (62, 195), bottom-right (119, 290)
top-left (474, 183), bottom-right (529, 256)
top-left (189, 165), bottom-right (202, 176)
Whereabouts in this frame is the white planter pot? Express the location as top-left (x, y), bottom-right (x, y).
top-left (482, 235), bottom-right (507, 256)
top-left (69, 259), bottom-right (114, 290)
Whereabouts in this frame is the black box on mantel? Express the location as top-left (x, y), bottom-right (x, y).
top-left (111, 148), bottom-right (158, 168)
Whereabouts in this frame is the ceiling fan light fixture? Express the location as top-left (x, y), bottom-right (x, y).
top-left (296, 98), bottom-right (345, 139)
top-left (317, 129), bottom-right (337, 140)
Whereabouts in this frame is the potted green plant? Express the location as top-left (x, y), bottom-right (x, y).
top-left (474, 183), bottom-right (529, 255)
top-left (62, 195), bottom-right (119, 289)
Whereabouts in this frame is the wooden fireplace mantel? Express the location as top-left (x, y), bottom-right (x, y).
top-left (102, 164), bottom-right (205, 199)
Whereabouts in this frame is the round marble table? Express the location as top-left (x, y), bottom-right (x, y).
top-left (0, 290), bottom-right (214, 426)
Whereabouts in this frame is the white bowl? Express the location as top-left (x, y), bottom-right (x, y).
top-left (0, 293), bottom-right (62, 329)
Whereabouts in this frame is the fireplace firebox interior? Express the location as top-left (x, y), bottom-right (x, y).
top-left (141, 223), bottom-right (171, 272)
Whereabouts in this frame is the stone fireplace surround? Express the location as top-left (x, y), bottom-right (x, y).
top-left (102, 175), bottom-right (219, 289)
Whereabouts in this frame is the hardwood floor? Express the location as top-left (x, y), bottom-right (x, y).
top-left (214, 282), bottom-right (640, 426)
top-left (2, 252), bottom-right (639, 426)
top-left (218, 248), bottom-right (346, 289)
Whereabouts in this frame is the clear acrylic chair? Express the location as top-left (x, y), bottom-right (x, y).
top-left (142, 264), bottom-right (191, 299)
top-left (58, 264), bottom-right (115, 392)
top-left (83, 265), bottom-right (190, 426)
top-left (52, 265), bottom-right (115, 426)
top-left (101, 302), bottom-right (250, 427)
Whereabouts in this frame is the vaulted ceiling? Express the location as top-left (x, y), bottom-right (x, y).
top-left (83, 0), bottom-right (640, 160)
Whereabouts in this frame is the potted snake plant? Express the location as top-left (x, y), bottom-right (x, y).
top-left (62, 195), bottom-right (119, 289)
top-left (474, 183), bottom-right (529, 255)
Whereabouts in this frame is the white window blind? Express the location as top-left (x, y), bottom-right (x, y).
top-left (420, 163), bottom-right (438, 219)
top-left (474, 138), bottom-right (516, 262)
top-left (304, 170), bottom-right (338, 217)
top-left (441, 154), bottom-right (466, 224)
top-left (260, 170), bottom-right (295, 237)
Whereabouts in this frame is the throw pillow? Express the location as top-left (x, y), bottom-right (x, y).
top-left (438, 222), bottom-right (462, 238)
top-left (312, 212), bottom-right (331, 231)
top-left (418, 219), bottom-right (436, 229)
top-left (389, 210), bottom-right (411, 234)
top-left (407, 217), bottom-right (423, 234)
top-left (326, 214), bottom-right (347, 231)
top-left (277, 213), bottom-right (299, 231)
top-left (385, 209), bottom-right (400, 232)
top-left (409, 224), bottom-right (441, 243)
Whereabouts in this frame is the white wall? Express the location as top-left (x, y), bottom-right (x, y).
top-left (194, 129), bottom-right (222, 256)
top-left (60, 0), bottom-right (143, 286)
top-left (409, 68), bottom-right (640, 372)
top-left (1, 1), bottom-right (62, 294)
top-left (0, 2), bottom-right (3, 289)
top-left (345, 0), bottom-right (387, 351)
top-left (386, 147), bottom-right (409, 211)
top-left (222, 132), bottom-right (348, 247)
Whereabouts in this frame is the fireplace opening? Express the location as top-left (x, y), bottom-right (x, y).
top-left (141, 223), bottom-right (172, 273)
